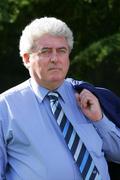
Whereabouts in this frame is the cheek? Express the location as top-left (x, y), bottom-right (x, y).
top-left (64, 58), bottom-right (70, 69)
top-left (30, 60), bottom-right (42, 73)
top-left (36, 61), bottom-right (48, 76)
top-left (31, 58), bottom-right (42, 68)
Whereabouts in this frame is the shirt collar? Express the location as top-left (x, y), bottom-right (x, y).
top-left (30, 78), bottom-right (69, 103)
top-left (30, 78), bottom-right (48, 103)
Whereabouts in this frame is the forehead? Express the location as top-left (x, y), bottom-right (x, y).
top-left (34, 34), bottom-right (69, 49)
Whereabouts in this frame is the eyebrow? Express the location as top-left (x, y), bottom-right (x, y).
top-left (41, 47), bottom-right (68, 50)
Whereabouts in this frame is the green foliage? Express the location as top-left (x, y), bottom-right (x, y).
top-left (72, 32), bottom-right (120, 68)
top-left (70, 32), bottom-right (120, 94)
top-left (0, 0), bottom-right (120, 95)
top-left (0, 0), bottom-right (24, 23)
top-left (0, 0), bottom-right (48, 25)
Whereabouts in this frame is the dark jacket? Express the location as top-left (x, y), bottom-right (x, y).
top-left (69, 79), bottom-right (120, 128)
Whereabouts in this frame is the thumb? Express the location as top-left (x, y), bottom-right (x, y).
top-left (75, 93), bottom-right (81, 104)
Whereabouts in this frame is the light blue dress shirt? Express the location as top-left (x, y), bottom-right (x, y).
top-left (0, 78), bottom-right (120, 180)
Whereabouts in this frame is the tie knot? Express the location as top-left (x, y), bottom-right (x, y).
top-left (47, 91), bottom-right (59, 101)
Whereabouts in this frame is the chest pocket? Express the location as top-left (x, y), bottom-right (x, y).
top-left (75, 123), bottom-right (103, 157)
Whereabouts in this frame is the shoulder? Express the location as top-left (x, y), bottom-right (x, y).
top-left (0, 79), bottom-right (31, 101)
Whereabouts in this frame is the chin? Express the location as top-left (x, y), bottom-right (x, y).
top-left (49, 76), bottom-right (64, 83)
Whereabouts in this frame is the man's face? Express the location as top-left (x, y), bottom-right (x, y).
top-left (24, 34), bottom-right (70, 89)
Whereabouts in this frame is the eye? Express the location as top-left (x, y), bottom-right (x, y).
top-left (57, 48), bottom-right (68, 54)
top-left (40, 48), bottom-right (51, 55)
top-left (37, 48), bottom-right (52, 57)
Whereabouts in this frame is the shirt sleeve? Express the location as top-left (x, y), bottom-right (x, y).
top-left (0, 121), bottom-right (7, 179)
top-left (0, 99), bottom-right (7, 179)
top-left (92, 114), bottom-right (120, 163)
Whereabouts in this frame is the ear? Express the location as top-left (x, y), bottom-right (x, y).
top-left (22, 53), bottom-right (31, 68)
top-left (23, 53), bottom-right (30, 63)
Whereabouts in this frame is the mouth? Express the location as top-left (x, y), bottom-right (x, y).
top-left (48, 67), bottom-right (61, 71)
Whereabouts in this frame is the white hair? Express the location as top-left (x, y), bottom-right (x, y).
top-left (19, 17), bottom-right (74, 57)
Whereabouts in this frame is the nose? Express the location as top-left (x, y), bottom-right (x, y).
top-left (50, 49), bottom-right (58, 62)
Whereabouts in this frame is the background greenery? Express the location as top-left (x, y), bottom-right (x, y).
top-left (0, 0), bottom-right (120, 95)
top-left (0, 0), bottom-right (120, 178)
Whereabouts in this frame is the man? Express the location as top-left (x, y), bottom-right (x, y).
top-left (0, 17), bottom-right (120, 180)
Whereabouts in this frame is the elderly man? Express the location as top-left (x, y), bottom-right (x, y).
top-left (0, 17), bottom-right (120, 180)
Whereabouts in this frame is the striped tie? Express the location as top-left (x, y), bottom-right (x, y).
top-left (48, 92), bottom-right (102, 180)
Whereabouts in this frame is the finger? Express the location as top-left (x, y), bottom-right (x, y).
top-left (75, 93), bottom-right (81, 105)
top-left (80, 89), bottom-right (98, 104)
top-left (80, 96), bottom-right (92, 109)
top-left (79, 89), bottom-right (94, 98)
top-left (79, 93), bottom-right (95, 110)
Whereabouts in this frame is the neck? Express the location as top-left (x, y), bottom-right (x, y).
top-left (33, 77), bottom-right (64, 90)
top-left (44, 81), bottom-right (64, 90)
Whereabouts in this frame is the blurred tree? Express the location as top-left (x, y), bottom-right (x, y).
top-left (0, 0), bottom-right (120, 178)
top-left (0, 0), bottom-right (120, 94)
top-left (70, 32), bottom-right (120, 95)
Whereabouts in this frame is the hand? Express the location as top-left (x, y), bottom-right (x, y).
top-left (75, 89), bottom-right (103, 121)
